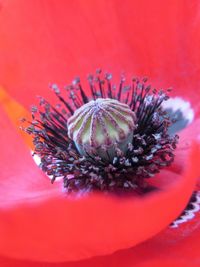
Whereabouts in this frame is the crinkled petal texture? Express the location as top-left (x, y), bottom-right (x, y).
top-left (1, 0), bottom-right (200, 266)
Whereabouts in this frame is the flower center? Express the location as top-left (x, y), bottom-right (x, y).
top-left (22, 70), bottom-right (179, 193)
top-left (67, 98), bottom-right (136, 160)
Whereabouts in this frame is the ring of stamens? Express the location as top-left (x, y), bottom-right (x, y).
top-left (22, 70), bottom-right (178, 193)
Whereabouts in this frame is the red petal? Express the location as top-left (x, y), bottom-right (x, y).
top-left (0, 105), bottom-right (199, 262)
top-left (1, 211), bottom-right (200, 267)
top-left (178, 118), bottom-right (200, 150)
top-left (0, 0), bottom-right (200, 107)
top-left (0, 2), bottom-right (200, 263)
top-left (168, 118), bottom-right (200, 175)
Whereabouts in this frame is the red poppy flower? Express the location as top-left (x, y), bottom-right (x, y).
top-left (0, 1), bottom-right (200, 266)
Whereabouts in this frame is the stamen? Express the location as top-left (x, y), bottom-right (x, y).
top-left (23, 71), bottom-right (179, 193)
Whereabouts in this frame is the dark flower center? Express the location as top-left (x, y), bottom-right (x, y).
top-left (22, 70), bottom-right (178, 193)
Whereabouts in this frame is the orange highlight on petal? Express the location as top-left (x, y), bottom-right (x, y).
top-left (0, 87), bottom-right (33, 149)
